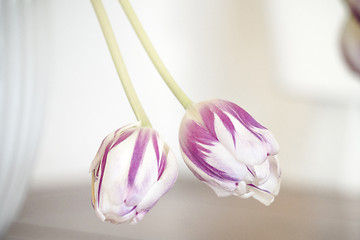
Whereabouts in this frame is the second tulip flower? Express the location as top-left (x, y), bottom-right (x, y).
top-left (179, 99), bottom-right (280, 205)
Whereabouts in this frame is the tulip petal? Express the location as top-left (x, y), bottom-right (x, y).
top-left (97, 128), bottom-right (138, 207)
top-left (218, 100), bottom-right (279, 153)
top-left (136, 146), bottom-right (178, 214)
top-left (180, 119), bottom-right (240, 182)
top-left (180, 150), bottom-right (239, 194)
top-left (128, 128), bottom-right (151, 187)
top-left (248, 156), bottom-right (281, 205)
top-left (253, 159), bottom-right (271, 185)
top-left (125, 129), bottom-right (158, 207)
top-left (89, 122), bottom-right (139, 172)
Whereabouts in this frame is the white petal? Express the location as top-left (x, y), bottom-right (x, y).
top-left (256, 156), bottom-right (281, 195)
top-left (136, 147), bottom-right (178, 213)
top-left (253, 127), bottom-right (280, 156)
top-left (234, 181), bottom-right (248, 196)
top-left (250, 188), bottom-right (275, 206)
top-left (130, 210), bottom-right (148, 224)
top-left (100, 130), bottom-right (139, 205)
top-left (229, 114), bottom-right (269, 165)
top-left (254, 159), bottom-right (271, 185)
top-left (248, 156), bottom-right (281, 205)
top-left (213, 113), bottom-right (236, 153)
top-left (204, 140), bottom-right (252, 182)
top-left (181, 150), bottom-right (239, 193)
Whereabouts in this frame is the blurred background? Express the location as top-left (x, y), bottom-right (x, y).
top-left (1, 0), bottom-right (360, 239)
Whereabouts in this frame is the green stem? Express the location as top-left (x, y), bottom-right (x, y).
top-left (118, 0), bottom-right (193, 109)
top-left (91, 0), bottom-right (151, 127)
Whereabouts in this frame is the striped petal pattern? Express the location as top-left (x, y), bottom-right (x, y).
top-left (179, 99), bottom-right (280, 205)
top-left (90, 123), bottom-right (178, 224)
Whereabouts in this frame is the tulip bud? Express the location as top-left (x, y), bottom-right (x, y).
top-left (342, 15), bottom-right (360, 75)
top-left (90, 123), bottom-right (178, 224)
top-left (179, 99), bottom-right (280, 205)
top-left (346, 0), bottom-right (360, 22)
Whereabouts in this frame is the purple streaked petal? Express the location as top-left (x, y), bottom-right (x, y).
top-left (110, 129), bottom-right (135, 150)
top-left (180, 121), bottom-right (238, 181)
top-left (90, 123), bottom-right (139, 173)
top-left (181, 151), bottom-right (241, 192)
top-left (128, 129), bottom-right (151, 187)
top-left (199, 105), bottom-right (217, 140)
top-left (152, 131), bottom-right (160, 165)
top-left (158, 149), bottom-right (167, 180)
top-left (199, 102), bottom-right (238, 148)
top-left (96, 126), bottom-right (138, 207)
top-left (206, 99), bottom-right (266, 142)
top-left (221, 100), bottom-right (279, 156)
top-left (125, 129), bottom-right (159, 207)
top-left (221, 100), bottom-right (266, 130)
top-left (247, 184), bottom-right (271, 195)
top-left (225, 102), bottom-right (279, 155)
top-left (247, 166), bottom-right (255, 177)
top-left (90, 131), bottom-right (117, 173)
top-left (97, 133), bottom-right (119, 207)
top-left (180, 120), bottom-right (239, 182)
top-left (212, 105), bottom-right (237, 147)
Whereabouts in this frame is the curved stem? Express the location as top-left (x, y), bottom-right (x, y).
top-left (118, 0), bottom-right (193, 109)
top-left (91, 0), bottom-right (151, 127)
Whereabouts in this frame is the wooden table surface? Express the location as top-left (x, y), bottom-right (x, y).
top-left (4, 180), bottom-right (360, 240)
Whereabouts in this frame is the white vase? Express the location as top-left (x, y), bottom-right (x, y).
top-left (0, 0), bottom-right (46, 237)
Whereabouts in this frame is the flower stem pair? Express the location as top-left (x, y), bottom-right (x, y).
top-left (90, 0), bottom-right (191, 127)
top-left (90, 0), bottom-right (281, 225)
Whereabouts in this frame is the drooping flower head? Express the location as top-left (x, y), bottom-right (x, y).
top-left (90, 123), bottom-right (178, 224)
top-left (179, 99), bottom-right (280, 205)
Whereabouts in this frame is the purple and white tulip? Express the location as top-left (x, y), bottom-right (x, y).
top-left (179, 99), bottom-right (280, 205)
top-left (90, 123), bottom-right (178, 224)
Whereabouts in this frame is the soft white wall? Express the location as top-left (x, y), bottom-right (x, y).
top-left (266, 0), bottom-right (360, 195)
top-left (31, 0), bottom-right (360, 196)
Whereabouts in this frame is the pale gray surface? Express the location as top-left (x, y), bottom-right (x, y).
top-left (4, 180), bottom-right (360, 240)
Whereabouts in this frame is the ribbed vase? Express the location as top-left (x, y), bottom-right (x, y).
top-left (0, 0), bottom-right (46, 237)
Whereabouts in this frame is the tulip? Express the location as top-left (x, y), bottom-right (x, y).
top-left (179, 99), bottom-right (280, 205)
top-left (90, 123), bottom-right (178, 224)
top-left (346, 0), bottom-right (360, 22)
top-left (342, 15), bottom-right (360, 75)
